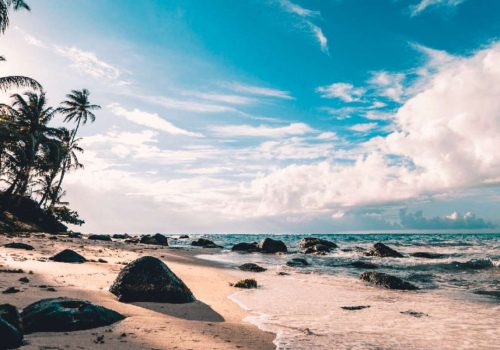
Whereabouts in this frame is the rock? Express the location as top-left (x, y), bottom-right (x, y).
top-left (341, 305), bottom-right (370, 311)
top-left (140, 233), bottom-right (169, 246)
top-left (191, 238), bottom-right (222, 248)
top-left (125, 238), bottom-right (139, 244)
top-left (0, 318), bottom-right (22, 349)
top-left (299, 237), bottom-right (337, 250)
top-left (365, 243), bottom-right (404, 258)
top-left (473, 290), bottom-right (500, 299)
top-left (360, 272), bottom-right (418, 290)
top-left (231, 279), bottom-right (257, 289)
top-left (258, 238), bottom-right (287, 254)
top-left (286, 258), bottom-right (310, 267)
top-left (231, 242), bottom-right (260, 253)
top-left (68, 232), bottom-right (82, 238)
top-left (277, 272), bottom-right (289, 276)
top-left (112, 234), bottom-right (130, 239)
top-left (400, 310), bottom-right (428, 318)
top-left (410, 252), bottom-right (446, 259)
top-left (179, 235), bottom-right (189, 239)
top-left (238, 263), bottom-right (267, 272)
top-left (18, 277), bottom-right (29, 283)
top-left (88, 234), bottom-right (112, 241)
top-left (0, 304), bottom-right (22, 334)
top-left (2, 287), bottom-right (20, 294)
top-left (110, 256), bottom-right (195, 303)
top-left (21, 297), bottom-right (125, 334)
top-left (4, 242), bottom-right (34, 250)
top-left (304, 244), bottom-right (333, 255)
top-left (350, 261), bottom-right (378, 269)
top-left (49, 249), bottom-right (86, 263)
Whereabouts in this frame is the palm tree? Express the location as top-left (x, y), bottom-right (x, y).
top-left (0, 0), bottom-right (41, 91)
top-left (2, 92), bottom-right (59, 196)
top-left (58, 89), bottom-right (101, 140)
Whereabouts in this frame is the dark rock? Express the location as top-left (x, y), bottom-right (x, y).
top-left (18, 277), bottom-right (29, 283)
top-left (88, 234), bottom-right (112, 241)
top-left (21, 297), bottom-right (125, 334)
top-left (360, 272), bottom-right (418, 290)
top-left (4, 242), bottom-right (34, 250)
top-left (299, 237), bottom-right (337, 250)
top-left (231, 242), bottom-right (260, 253)
top-left (125, 238), bottom-right (139, 244)
top-left (350, 261), bottom-right (378, 269)
top-left (112, 234), bottom-right (130, 239)
top-left (365, 243), bottom-right (404, 258)
top-left (286, 258), bottom-right (310, 267)
top-left (473, 290), bottom-right (500, 299)
top-left (140, 233), bottom-right (169, 246)
top-left (258, 238), bottom-right (287, 254)
top-left (110, 256), bottom-right (195, 303)
top-left (304, 244), bottom-right (333, 255)
top-left (238, 263), bottom-right (267, 272)
top-left (191, 238), bottom-right (222, 248)
top-left (231, 279), bottom-right (257, 289)
top-left (68, 232), bottom-right (82, 238)
top-left (401, 310), bottom-right (428, 317)
top-left (0, 317), bottom-right (23, 349)
top-left (2, 287), bottom-right (20, 294)
top-left (49, 249), bottom-right (86, 263)
top-left (277, 271), bottom-right (289, 276)
top-left (0, 304), bottom-right (22, 333)
top-left (341, 305), bottom-right (370, 311)
top-left (98, 259), bottom-right (108, 263)
top-left (179, 235), bottom-right (189, 239)
top-left (410, 252), bottom-right (446, 259)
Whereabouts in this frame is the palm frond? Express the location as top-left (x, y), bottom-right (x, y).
top-left (0, 76), bottom-right (41, 91)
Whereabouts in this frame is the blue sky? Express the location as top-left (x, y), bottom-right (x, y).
top-left (2, 0), bottom-right (500, 233)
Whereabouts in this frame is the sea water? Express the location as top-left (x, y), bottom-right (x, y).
top-left (174, 233), bottom-right (500, 349)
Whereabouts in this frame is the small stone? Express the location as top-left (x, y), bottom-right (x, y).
top-left (231, 279), bottom-right (257, 289)
top-left (238, 263), bottom-right (267, 272)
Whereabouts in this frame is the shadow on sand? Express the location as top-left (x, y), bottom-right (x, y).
top-left (131, 299), bottom-right (225, 322)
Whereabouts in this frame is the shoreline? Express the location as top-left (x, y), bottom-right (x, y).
top-left (0, 233), bottom-right (276, 349)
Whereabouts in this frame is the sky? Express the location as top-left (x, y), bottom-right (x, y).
top-left (1, 0), bottom-right (500, 234)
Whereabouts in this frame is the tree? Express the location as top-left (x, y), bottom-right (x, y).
top-left (58, 89), bottom-right (101, 140)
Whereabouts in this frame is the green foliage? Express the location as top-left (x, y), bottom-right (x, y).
top-left (48, 205), bottom-right (85, 226)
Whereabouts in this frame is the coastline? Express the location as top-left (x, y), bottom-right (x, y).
top-left (0, 233), bottom-right (276, 349)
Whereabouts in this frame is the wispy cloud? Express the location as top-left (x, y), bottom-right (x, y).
top-left (316, 82), bottom-right (364, 102)
top-left (349, 122), bottom-right (378, 132)
top-left (211, 123), bottom-right (315, 137)
top-left (137, 94), bottom-right (234, 113)
top-left (108, 103), bottom-right (202, 137)
top-left (227, 82), bottom-right (293, 100)
top-left (411, 0), bottom-right (465, 16)
top-left (369, 71), bottom-right (405, 102)
top-left (278, 0), bottom-right (330, 54)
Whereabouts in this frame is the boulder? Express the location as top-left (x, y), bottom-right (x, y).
top-left (350, 261), bottom-right (378, 269)
top-left (179, 235), bottom-right (189, 239)
top-left (49, 249), bottom-right (86, 263)
top-left (360, 272), bottom-right (418, 290)
top-left (88, 234), bottom-right (112, 241)
top-left (299, 237), bottom-right (337, 250)
top-left (410, 252), bottom-right (446, 259)
top-left (125, 238), bottom-right (139, 244)
top-left (364, 243), bottom-right (404, 258)
top-left (231, 242), bottom-right (260, 253)
top-left (110, 256), bottom-right (195, 303)
top-left (286, 258), bottom-right (310, 267)
top-left (231, 279), bottom-right (257, 289)
top-left (258, 238), bottom-right (287, 254)
top-left (112, 234), bottom-right (130, 239)
top-left (4, 242), bottom-right (34, 250)
top-left (304, 244), bottom-right (333, 255)
top-left (140, 233), bottom-right (169, 246)
top-left (0, 318), bottom-right (22, 349)
top-left (238, 263), bottom-right (267, 272)
top-left (191, 238), bottom-right (222, 248)
top-left (21, 298), bottom-right (125, 334)
top-left (0, 304), bottom-right (22, 334)
top-left (68, 232), bottom-right (82, 238)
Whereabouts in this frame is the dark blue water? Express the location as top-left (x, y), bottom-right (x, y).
top-left (173, 233), bottom-right (500, 299)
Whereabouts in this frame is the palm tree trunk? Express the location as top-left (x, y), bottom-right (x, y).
top-left (51, 164), bottom-right (66, 207)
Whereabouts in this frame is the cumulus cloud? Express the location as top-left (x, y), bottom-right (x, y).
top-left (108, 103), bottom-right (202, 137)
top-left (399, 209), bottom-right (495, 229)
top-left (316, 83), bottom-right (365, 102)
top-left (211, 123), bottom-right (315, 138)
top-left (349, 123), bottom-right (378, 132)
top-left (369, 71), bottom-right (405, 102)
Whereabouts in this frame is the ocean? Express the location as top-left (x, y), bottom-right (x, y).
top-left (172, 233), bottom-right (500, 349)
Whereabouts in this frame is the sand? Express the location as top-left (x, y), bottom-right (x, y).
top-left (0, 234), bottom-right (276, 350)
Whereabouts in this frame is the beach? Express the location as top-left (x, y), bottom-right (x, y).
top-left (1, 232), bottom-right (499, 349)
top-left (0, 233), bottom-right (275, 349)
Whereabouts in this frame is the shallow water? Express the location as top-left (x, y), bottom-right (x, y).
top-left (187, 233), bottom-right (500, 349)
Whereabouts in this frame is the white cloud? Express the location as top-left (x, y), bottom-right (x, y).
top-left (257, 138), bottom-right (334, 160)
top-left (369, 71), bottom-right (405, 102)
top-left (137, 94), bottom-right (234, 113)
top-left (349, 123), bottom-right (378, 132)
top-left (279, 0), bottom-right (319, 17)
top-left (185, 91), bottom-right (254, 105)
top-left (411, 0), bottom-right (465, 16)
top-left (316, 132), bottom-right (337, 140)
top-left (227, 82), bottom-right (293, 99)
top-left (211, 123), bottom-right (315, 138)
top-left (108, 103), bottom-right (202, 137)
top-left (316, 82), bottom-right (364, 102)
top-left (311, 24), bottom-right (329, 54)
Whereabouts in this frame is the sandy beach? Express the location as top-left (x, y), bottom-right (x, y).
top-left (0, 233), bottom-right (275, 350)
